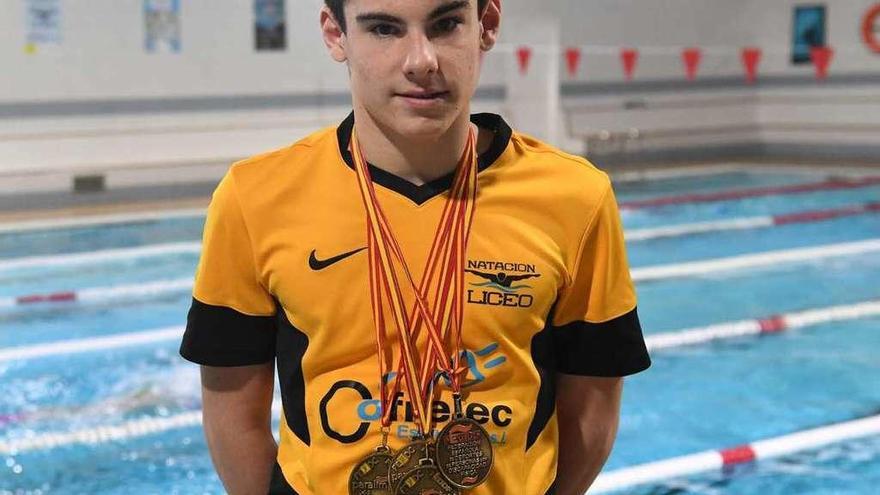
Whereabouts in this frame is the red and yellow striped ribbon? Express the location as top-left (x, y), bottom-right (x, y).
top-left (351, 125), bottom-right (479, 435)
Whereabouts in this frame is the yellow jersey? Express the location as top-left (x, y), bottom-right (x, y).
top-left (180, 112), bottom-right (651, 494)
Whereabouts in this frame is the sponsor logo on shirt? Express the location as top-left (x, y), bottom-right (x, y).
top-left (319, 343), bottom-right (511, 445)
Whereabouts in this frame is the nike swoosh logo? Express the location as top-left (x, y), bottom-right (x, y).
top-left (309, 247), bottom-right (367, 271)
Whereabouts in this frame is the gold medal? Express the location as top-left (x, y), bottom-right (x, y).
top-left (349, 446), bottom-right (395, 495)
top-left (389, 439), bottom-right (436, 487)
top-left (395, 461), bottom-right (459, 495)
top-left (435, 417), bottom-right (493, 489)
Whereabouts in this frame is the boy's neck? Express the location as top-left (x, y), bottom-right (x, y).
top-left (351, 107), bottom-right (493, 186)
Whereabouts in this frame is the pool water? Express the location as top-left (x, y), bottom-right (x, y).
top-left (1, 167), bottom-right (878, 494)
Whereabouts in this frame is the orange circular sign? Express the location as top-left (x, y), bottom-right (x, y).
top-left (864, 4), bottom-right (880, 53)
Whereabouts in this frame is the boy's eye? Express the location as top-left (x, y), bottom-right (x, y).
top-left (435, 17), bottom-right (463, 33)
top-left (370, 23), bottom-right (400, 37)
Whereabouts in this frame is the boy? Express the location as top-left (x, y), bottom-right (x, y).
top-left (180, 1), bottom-right (650, 494)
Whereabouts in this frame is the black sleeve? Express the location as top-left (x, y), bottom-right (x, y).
top-left (179, 298), bottom-right (277, 366)
top-left (552, 307), bottom-right (651, 377)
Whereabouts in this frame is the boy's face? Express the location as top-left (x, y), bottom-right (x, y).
top-left (322, 0), bottom-right (497, 138)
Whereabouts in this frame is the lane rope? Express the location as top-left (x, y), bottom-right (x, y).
top-left (0, 203), bottom-right (875, 273)
top-left (645, 300), bottom-right (880, 351)
top-left (0, 400), bottom-right (282, 454)
top-left (0, 242), bottom-right (201, 271)
top-left (0, 208), bottom-right (205, 235)
top-left (626, 202), bottom-right (880, 242)
top-left (590, 414), bottom-right (880, 493)
top-left (0, 279), bottom-right (194, 309)
top-left (0, 169), bottom-right (870, 235)
top-left (4, 239), bottom-right (879, 310)
top-left (611, 164), bottom-right (744, 183)
top-left (630, 238), bottom-right (880, 282)
top-left (3, 298), bottom-right (878, 364)
top-left (619, 176), bottom-right (880, 210)
top-left (0, 165), bottom-right (855, 234)
top-left (0, 326), bottom-right (183, 362)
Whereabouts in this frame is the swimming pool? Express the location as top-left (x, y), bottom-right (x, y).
top-left (1, 167), bottom-right (878, 494)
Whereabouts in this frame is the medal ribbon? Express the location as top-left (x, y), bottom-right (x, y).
top-left (352, 125), bottom-right (478, 436)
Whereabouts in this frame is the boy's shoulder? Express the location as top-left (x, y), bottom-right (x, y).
top-left (507, 129), bottom-right (612, 196)
top-left (227, 123), bottom-right (339, 182)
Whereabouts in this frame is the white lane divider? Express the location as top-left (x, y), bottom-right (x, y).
top-left (590, 414), bottom-right (880, 493)
top-left (1, 301), bottom-right (878, 452)
top-left (3, 239), bottom-right (880, 309)
top-left (619, 176), bottom-right (880, 210)
top-left (627, 217), bottom-right (773, 241)
top-left (0, 279), bottom-right (193, 309)
top-left (0, 242), bottom-right (201, 271)
top-left (0, 208), bottom-right (205, 235)
top-left (0, 400), bottom-right (282, 454)
top-left (0, 326), bottom-right (183, 362)
top-left (631, 238), bottom-right (880, 282)
top-left (0, 411), bottom-right (202, 455)
top-left (611, 164), bottom-right (744, 183)
top-left (645, 300), bottom-right (880, 351)
top-left (3, 297), bottom-right (879, 364)
top-left (0, 165), bottom-right (806, 235)
top-left (626, 202), bottom-right (880, 242)
top-left (0, 204), bottom-right (874, 275)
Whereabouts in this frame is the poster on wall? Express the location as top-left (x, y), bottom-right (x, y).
top-left (792, 5), bottom-right (827, 64)
top-left (24, 0), bottom-right (61, 54)
top-left (144, 0), bottom-right (181, 53)
top-left (255, 0), bottom-right (287, 51)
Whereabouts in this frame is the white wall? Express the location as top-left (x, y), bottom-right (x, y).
top-left (516, 0), bottom-right (880, 162)
top-left (0, 0), bottom-right (343, 101)
top-left (749, 0), bottom-right (880, 153)
top-left (1, 0), bottom-right (878, 195)
top-left (0, 0), bottom-right (506, 193)
top-left (0, 0), bottom-right (508, 100)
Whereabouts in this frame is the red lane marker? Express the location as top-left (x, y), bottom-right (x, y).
top-left (720, 445), bottom-right (757, 465)
top-left (48, 292), bottom-right (77, 302)
top-left (16, 291), bottom-right (77, 305)
top-left (759, 315), bottom-right (787, 334)
top-left (0, 412), bottom-right (25, 427)
top-left (772, 203), bottom-right (877, 225)
top-left (16, 295), bottom-right (43, 304)
top-left (619, 176), bottom-right (880, 209)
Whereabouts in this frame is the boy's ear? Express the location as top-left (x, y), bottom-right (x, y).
top-left (320, 6), bottom-right (347, 63)
top-left (479, 0), bottom-right (501, 52)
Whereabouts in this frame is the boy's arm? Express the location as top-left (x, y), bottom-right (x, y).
top-left (201, 362), bottom-right (277, 495)
top-left (554, 374), bottom-right (624, 495)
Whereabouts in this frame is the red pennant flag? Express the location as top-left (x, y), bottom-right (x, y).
top-left (810, 46), bottom-right (834, 80)
top-left (516, 46), bottom-right (532, 75)
top-left (620, 48), bottom-right (638, 81)
top-left (682, 47), bottom-right (702, 81)
top-left (565, 47), bottom-right (582, 77)
top-left (741, 47), bottom-right (762, 84)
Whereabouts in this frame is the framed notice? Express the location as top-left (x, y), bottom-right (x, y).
top-left (792, 5), bottom-right (827, 64)
top-left (24, 0), bottom-right (61, 53)
top-left (255, 0), bottom-right (287, 51)
top-left (144, 0), bottom-right (181, 53)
